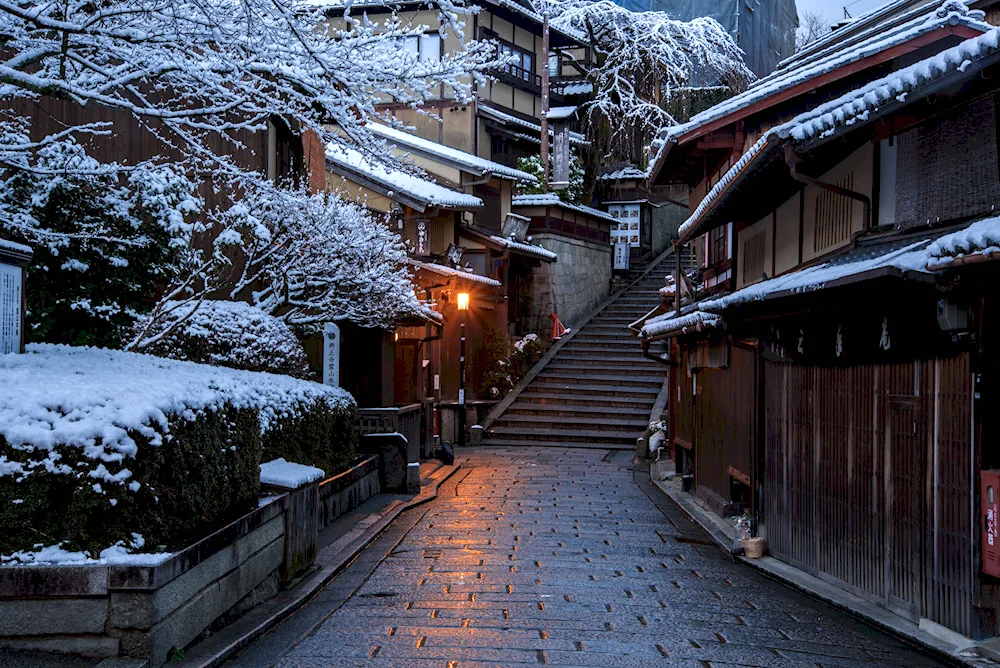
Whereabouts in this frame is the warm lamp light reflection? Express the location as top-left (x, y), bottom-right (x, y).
top-left (457, 292), bottom-right (470, 311)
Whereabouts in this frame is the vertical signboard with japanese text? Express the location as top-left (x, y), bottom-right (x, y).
top-left (323, 322), bottom-right (341, 387)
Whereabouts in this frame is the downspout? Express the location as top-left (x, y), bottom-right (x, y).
top-left (784, 146), bottom-right (871, 234)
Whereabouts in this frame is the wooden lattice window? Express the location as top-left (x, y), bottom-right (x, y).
top-left (742, 228), bottom-right (766, 285)
top-left (814, 173), bottom-right (855, 252)
top-left (710, 225), bottom-right (728, 265)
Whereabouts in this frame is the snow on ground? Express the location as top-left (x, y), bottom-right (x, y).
top-left (0, 344), bottom-right (353, 486)
top-left (260, 458), bottom-right (326, 488)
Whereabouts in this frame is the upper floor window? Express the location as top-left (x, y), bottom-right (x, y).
top-left (497, 42), bottom-right (534, 83)
top-left (403, 33), bottom-right (441, 63)
top-left (710, 225), bottom-right (728, 265)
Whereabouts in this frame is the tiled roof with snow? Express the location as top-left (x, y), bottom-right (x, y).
top-left (486, 0), bottom-right (586, 42)
top-left (552, 81), bottom-right (593, 96)
top-left (479, 104), bottom-right (589, 146)
top-left (599, 166), bottom-right (648, 181)
top-left (326, 143), bottom-right (483, 210)
top-left (676, 26), bottom-right (1000, 241)
top-left (926, 214), bottom-right (1000, 267)
top-left (407, 258), bottom-right (503, 288)
top-left (512, 194), bottom-right (615, 222)
top-left (654, 2), bottom-right (990, 157)
top-left (698, 238), bottom-right (937, 313)
top-left (0, 238), bottom-right (31, 256)
top-left (370, 124), bottom-right (537, 184)
top-left (640, 310), bottom-right (721, 340)
top-left (489, 234), bottom-right (558, 261)
top-left (545, 106), bottom-right (577, 120)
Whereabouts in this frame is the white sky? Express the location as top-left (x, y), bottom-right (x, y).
top-left (797, 0), bottom-right (891, 25)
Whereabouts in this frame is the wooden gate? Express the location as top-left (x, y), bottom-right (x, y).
top-left (763, 356), bottom-right (974, 636)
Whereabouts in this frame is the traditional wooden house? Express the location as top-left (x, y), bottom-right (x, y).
top-left (325, 129), bottom-right (558, 445)
top-left (638, 6), bottom-right (1000, 642)
top-left (318, 0), bottom-right (591, 168)
top-left (598, 166), bottom-right (689, 264)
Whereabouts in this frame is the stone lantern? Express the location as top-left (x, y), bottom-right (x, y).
top-left (0, 238), bottom-right (32, 354)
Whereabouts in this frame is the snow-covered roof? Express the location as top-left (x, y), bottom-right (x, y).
top-left (486, 0), bottom-right (586, 42)
top-left (651, 1), bottom-right (990, 179)
top-left (326, 143), bottom-right (483, 211)
top-left (640, 310), bottom-right (722, 340)
top-left (0, 238), bottom-right (31, 257)
top-left (370, 124), bottom-right (537, 184)
top-left (546, 106), bottom-right (577, 121)
top-left (676, 26), bottom-right (1000, 242)
top-left (479, 104), bottom-right (589, 146)
top-left (926, 214), bottom-right (1000, 267)
top-left (599, 166), bottom-right (647, 181)
top-left (698, 238), bottom-right (938, 313)
top-left (407, 258), bottom-right (503, 288)
top-left (553, 80), bottom-right (593, 96)
top-left (512, 194), bottom-right (616, 223)
top-left (489, 233), bottom-right (557, 261)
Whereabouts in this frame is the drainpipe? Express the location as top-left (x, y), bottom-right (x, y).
top-left (784, 146), bottom-right (871, 233)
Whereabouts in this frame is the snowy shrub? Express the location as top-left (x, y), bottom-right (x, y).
top-left (516, 153), bottom-right (586, 204)
top-left (1, 144), bottom-right (201, 348)
top-left (0, 344), bottom-right (356, 557)
top-left (480, 325), bottom-right (516, 399)
top-left (137, 300), bottom-right (310, 378)
top-left (511, 333), bottom-right (545, 377)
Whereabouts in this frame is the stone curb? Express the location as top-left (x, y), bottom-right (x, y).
top-left (647, 469), bottom-right (992, 668)
top-left (172, 459), bottom-right (465, 668)
top-left (481, 246), bottom-right (678, 431)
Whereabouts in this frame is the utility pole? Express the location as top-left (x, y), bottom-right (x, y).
top-left (540, 9), bottom-right (550, 190)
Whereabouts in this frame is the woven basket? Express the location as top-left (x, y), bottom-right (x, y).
top-left (742, 537), bottom-right (765, 559)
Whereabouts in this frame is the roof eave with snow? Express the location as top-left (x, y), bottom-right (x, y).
top-left (675, 28), bottom-right (1000, 244)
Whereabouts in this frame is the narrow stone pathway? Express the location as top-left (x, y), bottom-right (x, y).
top-left (483, 255), bottom-right (678, 450)
top-left (243, 448), bottom-right (947, 667)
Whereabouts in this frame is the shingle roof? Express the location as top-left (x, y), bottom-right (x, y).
top-left (370, 124), bottom-right (537, 184)
top-left (479, 104), bottom-right (589, 146)
top-left (407, 258), bottom-right (504, 288)
top-left (326, 143), bottom-right (483, 211)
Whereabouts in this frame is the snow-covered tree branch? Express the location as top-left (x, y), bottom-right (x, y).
top-left (538, 0), bottom-right (753, 161)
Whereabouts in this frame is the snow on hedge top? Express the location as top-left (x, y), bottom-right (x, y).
top-left (657, 1), bottom-right (990, 149)
top-left (370, 125), bottom-right (537, 184)
top-left (326, 143), bottom-right (483, 210)
top-left (260, 458), bottom-right (325, 488)
top-left (676, 25), bottom-right (1000, 240)
top-left (513, 194), bottom-right (616, 222)
top-left (927, 215), bottom-right (1000, 265)
top-left (0, 344), bottom-right (353, 483)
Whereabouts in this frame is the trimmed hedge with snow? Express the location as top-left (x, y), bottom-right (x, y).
top-left (0, 344), bottom-right (356, 558)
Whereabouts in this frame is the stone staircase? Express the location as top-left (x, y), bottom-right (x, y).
top-left (483, 252), bottom-right (680, 450)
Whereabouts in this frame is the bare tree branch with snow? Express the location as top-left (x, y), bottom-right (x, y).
top-left (538, 0), bottom-right (753, 163)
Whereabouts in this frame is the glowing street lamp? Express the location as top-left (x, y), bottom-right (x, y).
top-left (457, 292), bottom-right (469, 447)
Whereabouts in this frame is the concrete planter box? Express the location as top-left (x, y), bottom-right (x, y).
top-left (0, 498), bottom-right (286, 665)
top-left (318, 455), bottom-right (380, 527)
top-left (0, 455), bottom-right (383, 666)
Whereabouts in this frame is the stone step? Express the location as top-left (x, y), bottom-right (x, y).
top-left (505, 403), bottom-right (652, 418)
top-left (480, 438), bottom-right (633, 451)
top-left (514, 392), bottom-right (656, 407)
top-left (534, 373), bottom-right (662, 388)
top-left (523, 381), bottom-right (661, 397)
top-left (491, 414), bottom-right (649, 431)
top-left (544, 361), bottom-right (663, 375)
top-left (486, 426), bottom-right (641, 445)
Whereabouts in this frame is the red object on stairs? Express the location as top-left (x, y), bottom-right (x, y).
top-left (551, 313), bottom-right (570, 340)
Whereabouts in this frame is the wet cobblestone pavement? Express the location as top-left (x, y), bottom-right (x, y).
top-left (244, 448), bottom-right (948, 667)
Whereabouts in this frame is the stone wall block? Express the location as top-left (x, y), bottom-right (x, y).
top-left (0, 598), bottom-right (109, 636)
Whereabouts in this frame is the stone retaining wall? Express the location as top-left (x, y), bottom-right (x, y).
top-left (527, 233), bottom-right (612, 339)
top-left (0, 455), bottom-right (383, 666)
